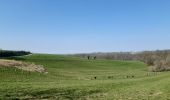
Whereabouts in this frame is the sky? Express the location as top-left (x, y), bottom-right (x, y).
top-left (0, 0), bottom-right (170, 54)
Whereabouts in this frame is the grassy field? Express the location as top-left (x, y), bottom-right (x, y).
top-left (0, 54), bottom-right (170, 100)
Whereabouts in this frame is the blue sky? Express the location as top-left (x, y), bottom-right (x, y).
top-left (0, 0), bottom-right (170, 54)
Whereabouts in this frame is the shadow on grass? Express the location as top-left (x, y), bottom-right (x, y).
top-left (0, 56), bottom-right (26, 61)
top-left (3, 88), bottom-right (103, 100)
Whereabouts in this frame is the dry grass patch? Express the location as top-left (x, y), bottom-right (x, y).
top-left (0, 59), bottom-right (46, 73)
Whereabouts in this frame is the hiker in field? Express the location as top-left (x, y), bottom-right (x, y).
top-left (94, 56), bottom-right (96, 60)
top-left (88, 56), bottom-right (90, 60)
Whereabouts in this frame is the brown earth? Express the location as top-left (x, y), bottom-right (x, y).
top-left (0, 59), bottom-right (46, 73)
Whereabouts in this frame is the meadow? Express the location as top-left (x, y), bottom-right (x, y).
top-left (0, 54), bottom-right (170, 100)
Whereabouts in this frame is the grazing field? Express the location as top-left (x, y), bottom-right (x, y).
top-left (0, 54), bottom-right (170, 100)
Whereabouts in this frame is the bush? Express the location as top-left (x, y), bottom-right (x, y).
top-left (149, 55), bottom-right (170, 72)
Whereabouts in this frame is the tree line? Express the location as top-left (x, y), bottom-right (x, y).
top-left (73, 50), bottom-right (170, 72)
top-left (0, 50), bottom-right (31, 57)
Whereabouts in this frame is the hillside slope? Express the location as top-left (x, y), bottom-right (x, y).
top-left (0, 54), bottom-right (169, 99)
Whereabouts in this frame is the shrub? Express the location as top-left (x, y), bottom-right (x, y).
top-left (149, 55), bottom-right (170, 72)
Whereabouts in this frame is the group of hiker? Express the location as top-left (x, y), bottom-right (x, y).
top-left (87, 56), bottom-right (96, 60)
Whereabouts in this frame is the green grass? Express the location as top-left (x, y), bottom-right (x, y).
top-left (0, 54), bottom-right (170, 100)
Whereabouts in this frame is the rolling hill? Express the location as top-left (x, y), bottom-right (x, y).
top-left (0, 54), bottom-right (170, 99)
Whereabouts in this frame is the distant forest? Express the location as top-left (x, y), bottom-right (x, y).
top-left (74, 50), bottom-right (170, 72)
top-left (0, 50), bottom-right (31, 57)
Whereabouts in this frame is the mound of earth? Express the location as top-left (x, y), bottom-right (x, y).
top-left (0, 59), bottom-right (46, 73)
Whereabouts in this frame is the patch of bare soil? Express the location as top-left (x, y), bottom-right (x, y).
top-left (0, 59), bottom-right (46, 73)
